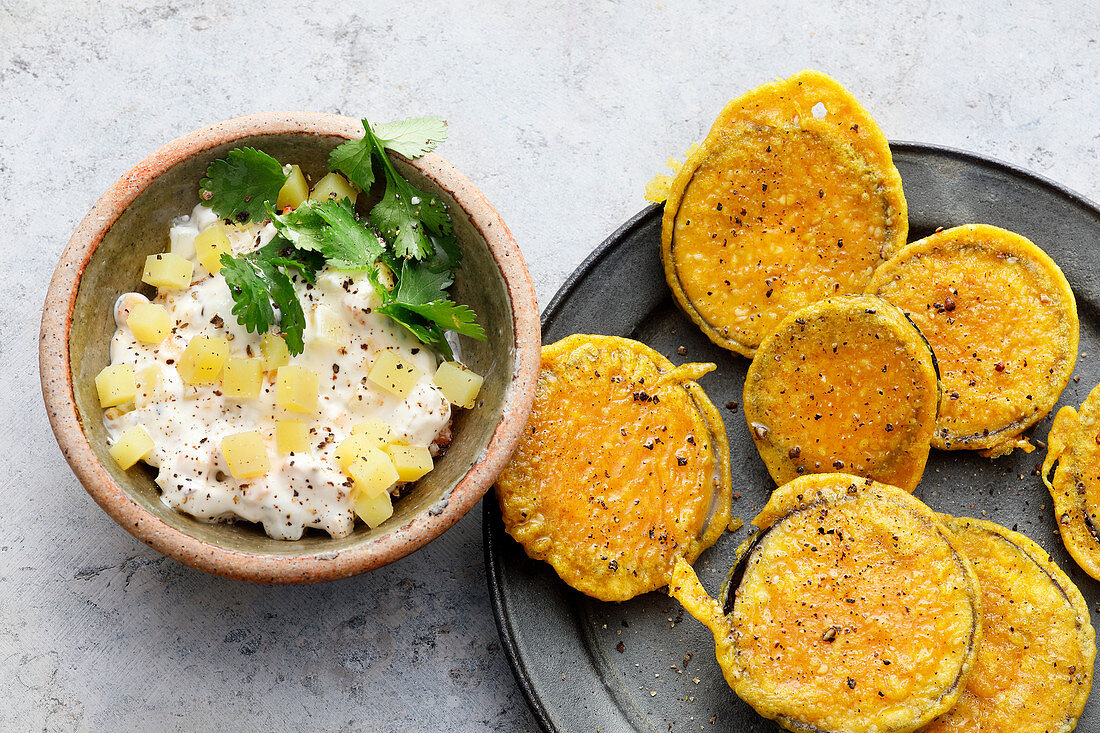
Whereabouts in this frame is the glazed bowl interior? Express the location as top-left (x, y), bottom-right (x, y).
top-left (54, 116), bottom-right (537, 578)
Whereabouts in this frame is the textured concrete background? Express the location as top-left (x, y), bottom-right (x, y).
top-left (3, 1), bottom-right (1099, 730)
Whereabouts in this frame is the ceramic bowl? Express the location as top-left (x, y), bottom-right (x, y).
top-left (40, 112), bottom-right (540, 583)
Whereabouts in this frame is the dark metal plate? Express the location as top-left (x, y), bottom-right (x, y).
top-left (485, 143), bottom-right (1100, 732)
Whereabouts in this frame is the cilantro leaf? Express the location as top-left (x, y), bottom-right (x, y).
top-left (379, 306), bottom-right (455, 359)
top-left (377, 261), bottom-right (486, 360)
top-left (200, 148), bottom-right (287, 223)
top-left (263, 265), bottom-right (306, 355)
top-left (219, 250), bottom-right (307, 354)
top-left (328, 122), bottom-right (377, 193)
top-left (267, 248), bottom-right (325, 284)
top-left (329, 116), bottom-right (447, 192)
top-left (330, 118), bottom-right (452, 260)
top-left (268, 202), bottom-right (327, 251)
top-left (389, 260), bottom-right (452, 303)
top-left (370, 169), bottom-right (452, 259)
top-left (311, 199), bottom-right (388, 269)
top-left (430, 231), bottom-right (463, 272)
top-left (270, 199), bottom-right (388, 271)
top-left (370, 116), bottom-right (448, 159)
top-left (219, 254), bottom-right (275, 338)
top-left (402, 301), bottom-right (482, 338)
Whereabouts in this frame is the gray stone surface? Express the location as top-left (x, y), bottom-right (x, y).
top-left (2, 1), bottom-right (1098, 730)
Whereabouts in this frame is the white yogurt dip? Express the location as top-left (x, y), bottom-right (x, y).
top-left (103, 204), bottom-right (451, 540)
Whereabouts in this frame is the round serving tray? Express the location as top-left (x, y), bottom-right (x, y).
top-left (486, 142), bottom-right (1100, 731)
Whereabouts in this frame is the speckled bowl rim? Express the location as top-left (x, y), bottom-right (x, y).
top-left (40, 111), bottom-right (540, 584)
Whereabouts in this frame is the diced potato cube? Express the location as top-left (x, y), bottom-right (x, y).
top-left (351, 418), bottom-right (394, 446)
top-left (177, 335), bottom-right (229, 384)
top-left (109, 425), bottom-right (154, 469)
top-left (309, 171), bottom-right (358, 205)
top-left (127, 302), bottom-right (172, 344)
top-left (276, 165), bottom-right (309, 210)
top-left (220, 430), bottom-right (270, 479)
top-left (434, 361), bottom-right (484, 409)
top-left (368, 351), bottom-right (424, 399)
top-left (222, 357), bottom-right (263, 400)
top-left (275, 364), bottom-right (318, 413)
top-left (353, 488), bottom-right (393, 529)
top-left (334, 435), bottom-right (364, 472)
top-left (95, 363), bottom-right (137, 407)
top-left (141, 252), bottom-right (193, 290)
top-left (314, 305), bottom-right (349, 345)
top-left (194, 222), bottom-right (232, 274)
top-left (260, 333), bottom-right (289, 372)
top-left (275, 420), bottom-right (310, 454)
top-left (385, 444), bottom-right (433, 482)
top-left (346, 446), bottom-right (399, 498)
top-left (335, 432), bottom-right (392, 472)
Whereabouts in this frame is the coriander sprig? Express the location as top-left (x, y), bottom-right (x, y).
top-left (328, 116), bottom-right (448, 190)
top-left (330, 120), bottom-right (452, 260)
top-left (199, 148), bottom-right (288, 223)
top-left (376, 261), bottom-right (485, 359)
top-left (269, 198), bottom-right (386, 270)
top-left (218, 242), bottom-right (312, 354)
top-left (199, 116), bottom-right (483, 359)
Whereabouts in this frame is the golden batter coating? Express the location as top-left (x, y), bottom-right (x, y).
top-left (1044, 383), bottom-right (1100, 581)
top-left (743, 295), bottom-right (939, 492)
top-left (670, 474), bottom-right (980, 733)
top-left (496, 334), bottom-right (731, 601)
top-left (867, 224), bottom-right (1078, 456)
top-left (927, 516), bottom-right (1094, 733)
top-left (661, 69), bottom-right (908, 357)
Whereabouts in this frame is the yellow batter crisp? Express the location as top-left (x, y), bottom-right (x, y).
top-left (670, 474), bottom-right (981, 733)
top-left (868, 224), bottom-right (1078, 456)
top-left (1044, 383), bottom-right (1100, 581)
top-left (926, 516), bottom-right (1094, 733)
top-left (661, 69), bottom-right (908, 357)
top-left (496, 334), bottom-right (731, 601)
top-left (743, 295), bottom-right (939, 492)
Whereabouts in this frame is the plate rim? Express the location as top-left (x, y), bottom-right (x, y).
top-left (484, 141), bottom-right (1100, 733)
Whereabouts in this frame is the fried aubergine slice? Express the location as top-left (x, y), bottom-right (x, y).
top-left (1043, 382), bottom-right (1100, 581)
top-left (670, 474), bottom-right (981, 733)
top-left (661, 69), bottom-right (908, 357)
top-left (496, 334), bottom-right (731, 602)
top-left (743, 295), bottom-right (939, 492)
top-left (926, 516), bottom-right (1094, 733)
top-left (867, 224), bottom-right (1078, 456)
